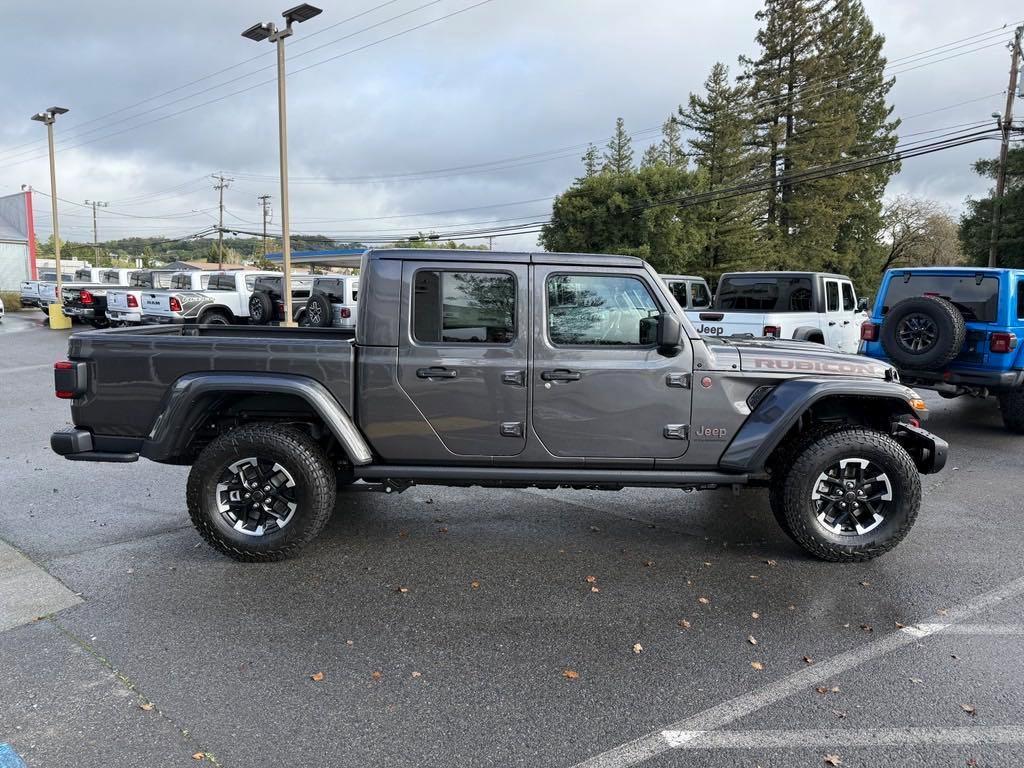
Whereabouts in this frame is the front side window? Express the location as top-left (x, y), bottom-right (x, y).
top-left (547, 274), bottom-right (660, 346)
top-left (245, 275), bottom-right (258, 291)
top-left (690, 282), bottom-right (711, 309)
top-left (826, 282), bottom-right (840, 312)
top-left (413, 270), bottom-right (515, 344)
top-left (841, 282), bottom-right (856, 311)
top-left (666, 281), bottom-right (688, 308)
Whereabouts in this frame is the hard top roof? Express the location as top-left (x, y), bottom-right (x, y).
top-left (365, 248), bottom-right (645, 268)
top-left (719, 270), bottom-right (850, 280)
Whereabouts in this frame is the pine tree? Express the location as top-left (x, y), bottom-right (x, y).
top-left (580, 143), bottom-right (600, 178)
top-left (659, 116), bottom-right (686, 169)
top-left (641, 143), bottom-right (663, 168)
top-left (602, 117), bottom-right (634, 174)
top-left (678, 62), bottom-right (760, 275)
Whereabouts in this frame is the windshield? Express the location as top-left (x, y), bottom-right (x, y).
top-left (882, 273), bottom-right (1000, 322)
top-left (716, 276), bottom-right (813, 312)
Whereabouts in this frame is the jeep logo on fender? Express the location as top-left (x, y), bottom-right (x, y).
top-left (694, 425), bottom-right (728, 440)
top-left (697, 324), bottom-right (724, 335)
top-left (750, 357), bottom-right (886, 377)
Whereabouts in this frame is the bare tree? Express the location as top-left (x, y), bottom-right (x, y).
top-left (880, 196), bottom-right (965, 272)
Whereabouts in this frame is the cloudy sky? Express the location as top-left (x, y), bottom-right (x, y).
top-left (0, 0), bottom-right (1020, 251)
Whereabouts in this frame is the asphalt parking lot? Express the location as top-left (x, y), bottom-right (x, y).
top-left (1, 308), bottom-right (1023, 768)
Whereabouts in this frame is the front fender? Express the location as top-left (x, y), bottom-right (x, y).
top-left (719, 377), bottom-right (923, 474)
top-left (141, 372), bottom-right (373, 465)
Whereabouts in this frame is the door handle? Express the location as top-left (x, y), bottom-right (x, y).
top-left (417, 366), bottom-right (457, 379)
top-left (842, 320), bottom-right (851, 326)
top-left (541, 369), bottom-right (582, 382)
top-left (828, 321), bottom-right (837, 326)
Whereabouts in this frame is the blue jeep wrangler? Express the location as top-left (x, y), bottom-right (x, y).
top-left (861, 267), bottom-right (1024, 433)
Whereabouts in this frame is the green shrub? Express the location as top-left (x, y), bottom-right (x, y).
top-left (0, 291), bottom-right (22, 311)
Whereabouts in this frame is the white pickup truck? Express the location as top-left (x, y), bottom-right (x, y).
top-left (23, 268), bottom-right (104, 313)
top-left (685, 271), bottom-right (868, 353)
top-left (141, 270), bottom-right (278, 325)
top-left (39, 268), bottom-right (134, 316)
top-left (106, 269), bottom-right (180, 325)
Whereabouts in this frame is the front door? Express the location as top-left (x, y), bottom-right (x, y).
top-left (531, 266), bottom-right (694, 460)
top-left (398, 261), bottom-right (528, 456)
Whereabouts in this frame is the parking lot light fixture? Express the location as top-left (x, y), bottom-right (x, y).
top-left (241, 4), bottom-right (322, 327)
top-left (31, 106), bottom-right (72, 330)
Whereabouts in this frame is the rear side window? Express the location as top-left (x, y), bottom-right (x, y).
top-left (171, 274), bottom-right (194, 289)
top-left (74, 269), bottom-right (91, 281)
top-left (1018, 280), bottom-right (1024, 320)
top-left (102, 271), bottom-right (122, 284)
top-left (826, 282), bottom-right (840, 312)
top-left (666, 281), bottom-right (688, 308)
top-left (547, 274), bottom-right (660, 346)
top-left (130, 272), bottom-right (151, 288)
top-left (245, 275), bottom-right (258, 291)
top-left (883, 274), bottom-right (1000, 322)
top-left (842, 283), bottom-right (856, 311)
top-left (690, 282), bottom-right (711, 309)
top-left (413, 270), bottom-right (515, 344)
top-left (716, 276), bottom-right (813, 311)
top-left (351, 282), bottom-right (359, 302)
top-left (209, 274), bottom-right (232, 290)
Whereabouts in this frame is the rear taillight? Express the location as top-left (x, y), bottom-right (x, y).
top-left (169, 297), bottom-right (182, 312)
top-left (990, 332), bottom-right (1018, 353)
top-left (340, 308), bottom-right (351, 319)
top-left (763, 325), bottom-right (781, 338)
top-left (127, 294), bottom-right (139, 308)
top-left (80, 290), bottom-right (94, 305)
top-left (861, 322), bottom-right (879, 341)
top-left (55, 361), bottom-right (76, 399)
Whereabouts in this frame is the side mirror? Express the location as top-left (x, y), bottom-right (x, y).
top-left (642, 313), bottom-right (683, 356)
top-left (857, 297), bottom-right (870, 312)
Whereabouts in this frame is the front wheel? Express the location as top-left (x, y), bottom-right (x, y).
top-left (773, 427), bottom-right (921, 562)
top-left (998, 390), bottom-right (1024, 434)
top-left (186, 424), bottom-right (336, 561)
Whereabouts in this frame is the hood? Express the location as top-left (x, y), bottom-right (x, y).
top-left (714, 336), bottom-right (896, 380)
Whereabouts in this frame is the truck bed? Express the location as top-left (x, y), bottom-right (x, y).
top-left (66, 325), bottom-right (356, 441)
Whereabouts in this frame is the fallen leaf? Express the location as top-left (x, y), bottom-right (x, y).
top-left (642, 560), bottom-right (655, 567)
top-left (747, 635), bottom-right (758, 645)
top-left (371, 671), bottom-right (383, 681)
top-left (139, 702), bottom-right (154, 711)
top-left (703, 561), bottom-right (712, 566)
top-left (470, 580), bottom-right (480, 589)
top-left (951, 654), bottom-right (959, 660)
top-left (395, 587), bottom-right (409, 593)
top-left (937, 609), bottom-right (949, 616)
top-left (967, 758), bottom-right (978, 766)
top-left (310, 672), bottom-right (324, 682)
top-left (585, 575), bottom-right (597, 584)
top-left (591, 586), bottom-right (600, 593)
top-left (961, 703), bottom-right (976, 716)
top-left (411, 671), bottom-right (422, 678)
top-left (633, 643), bottom-right (644, 654)
top-left (909, 677), bottom-right (923, 684)
top-left (859, 581), bottom-right (870, 587)
top-left (678, 619), bottom-right (692, 629)
top-left (562, 669), bottom-right (579, 680)
top-left (589, 526), bottom-right (602, 532)
top-left (698, 597), bottom-right (710, 605)
top-left (803, 656), bottom-right (814, 664)
top-left (346, 640), bottom-right (354, 646)
top-left (765, 559), bottom-right (777, 567)
top-left (860, 624), bottom-right (873, 632)
top-left (438, 527), bottom-right (449, 533)
top-left (751, 612), bottom-right (761, 619)
top-left (831, 686), bottom-right (840, 693)
top-left (894, 621), bottom-right (906, 629)
top-left (749, 574), bottom-right (760, 580)
top-left (824, 754), bottom-right (842, 766)
top-left (787, 604), bottom-right (796, 610)
top-left (816, 686), bottom-right (829, 694)
top-left (192, 754), bottom-right (205, 762)
top-left (750, 661), bottom-right (764, 671)
top-left (398, 530), bottom-right (409, 539)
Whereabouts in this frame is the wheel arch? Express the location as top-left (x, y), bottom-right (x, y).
top-left (141, 372), bottom-right (372, 466)
top-left (720, 378), bottom-right (920, 475)
top-left (792, 326), bottom-right (825, 343)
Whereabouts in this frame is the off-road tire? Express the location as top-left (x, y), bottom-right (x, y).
top-left (248, 292), bottom-right (274, 325)
top-left (777, 427), bottom-right (921, 562)
top-left (198, 309), bottom-right (231, 326)
top-left (186, 424), bottom-right (336, 561)
top-left (998, 390), bottom-right (1024, 434)
top-left (306, 291), bottom-right (333, 328)
top-left (881, 296), bottom-right (965, 370)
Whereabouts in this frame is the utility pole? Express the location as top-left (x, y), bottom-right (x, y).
top-left (212, 173), bottom-right (233, 267)
top-left (84, 200), bottom-right (109, 265)
top-left (989, 24), bottom-right (1022, 268)
top-left (258, 194), bottom-right (272, 261)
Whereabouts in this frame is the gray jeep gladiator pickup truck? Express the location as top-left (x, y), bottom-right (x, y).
top-left (51, 249), bottom-right (947, 563)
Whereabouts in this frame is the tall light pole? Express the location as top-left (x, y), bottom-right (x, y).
top-left (242, 4), bottom-right (322, 327)
top-left (84, 199), bottom-right (109, 264)
top-left (32, 106), bottom-right (71, 330)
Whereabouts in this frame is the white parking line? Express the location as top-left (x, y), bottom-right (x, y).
top-left (903, 623), bottom-right (1024, 636)
top-left (660, 726), bottom-right (1024, 750)
top-left (571, 574), bottom-right (1024, 768)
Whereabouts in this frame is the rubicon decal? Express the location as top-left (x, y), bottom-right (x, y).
top-left (750, 357), bottom-right (888, 377)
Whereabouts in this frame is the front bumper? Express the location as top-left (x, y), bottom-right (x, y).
top-left (894, 423), bottom-right (948, 475)
top-left (51, 427), bottom-right (140, 463)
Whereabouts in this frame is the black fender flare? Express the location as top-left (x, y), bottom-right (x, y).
top-left (141, 372), bottom-right (373, 465)
top-left (792, 326), bottom-right (825, 343)
top-left (719, 377), bottom-right (922, 474)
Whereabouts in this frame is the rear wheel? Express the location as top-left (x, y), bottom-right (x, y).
top-left (248, 292), bottom-right (273, 325)
top-left (772, 427), bottom-right (921, 562)
top-left (306, 291), bottom-right (333, 328)
top-left (998, 390), bottom-right (1024, 434)
top-left (186, 424), bottom-right (336, 561)
top-left (199, 309), bottom-right (231, 326)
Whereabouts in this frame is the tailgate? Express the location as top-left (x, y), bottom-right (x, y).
top-left (142, 292), bottom-right (171, 314)
top-left (107, 290), bottom-right (135, 311)
top-left (687, 311), bottom-right (766, 337)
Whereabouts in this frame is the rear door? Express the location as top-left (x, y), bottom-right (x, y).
top-left (532, 266), bottom-right (693, 460)
top-left (397, 260), bottom-right (529, 456)
top-left (823, 278), bottom-right (846, 350)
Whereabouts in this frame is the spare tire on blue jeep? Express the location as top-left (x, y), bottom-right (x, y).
top-left (881, 295), bottom-right (965, 370)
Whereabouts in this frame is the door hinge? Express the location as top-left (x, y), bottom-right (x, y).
top-left (666, 372), bottom-right (691, 389)
top-left (663, 424), bottom-right (689, 440)
top-left (500, 422), bottom-right (524, 438)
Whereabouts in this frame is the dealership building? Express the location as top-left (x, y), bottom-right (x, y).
top-left (0, 190), bottom-right (36, 290)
